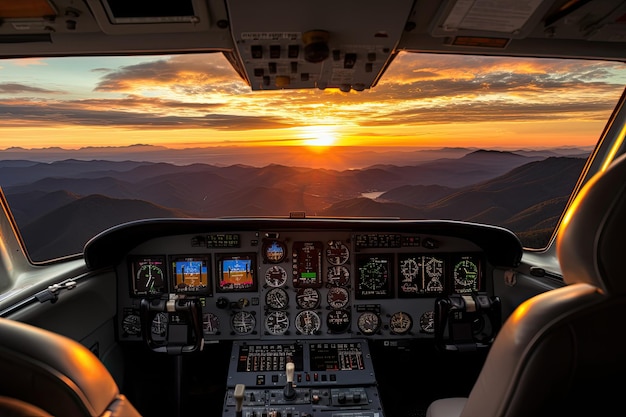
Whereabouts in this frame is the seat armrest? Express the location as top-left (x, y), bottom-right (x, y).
top-left (426, 398), bottom-right (467, 417)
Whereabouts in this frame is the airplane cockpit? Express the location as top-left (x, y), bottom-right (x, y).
top-left (1, 1), bottom-right (626, 417)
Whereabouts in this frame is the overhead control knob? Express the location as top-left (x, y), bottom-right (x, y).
top-left (216, 297), bottom-right (229, 309)
top-left (302, 30), bottom-right (329, 63)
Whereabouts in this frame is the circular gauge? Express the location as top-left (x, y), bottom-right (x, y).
top-left (151, 312), bottom-right (168, 336)
top-left (231, 311), bottom-right (256, 335)
top-left (122, 314), bottom-right (141, 336)
top-left (263, 240), bottom-right (287, 263)
top-left (424, 256), bottom-right (444, 279)
top-left (296, 287), bottom-right (320, 309)
top-left (327, 309), bottom-right (351, 333)
top-left (420, 311), bottom-right (435, 334)
top-left (135, 263), bottom-right (165, 295)
top-left (265, 310), bottom-right (290, 335)
top-left (203, 313), bottom-right (220, 335)
top-left (389, 311), bottom-right (413, 335)
top-left (265, 265), bottom-right (288, 287)
top-left (426, 276), bottom-right (444, 293)
top-left (294, 310), bottom-right (321, 335)
top-left (400, 258), bottom-right (420, 280)
top-left (326, 241), bottom-right (350, 265)
top-left (327, 265), bottom-right (350, 287)
top-left (265, 287), bottom-right (289, 309)
top-left (424, 256), bottom-right (445, 293)
top-left (327, 287), bottom-right (349, 309)
top-left (357, 311), bottom-right (381, 335)
top-left (453, 258), bottom-right (479, 290)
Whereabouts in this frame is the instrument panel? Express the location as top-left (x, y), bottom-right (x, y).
top-left (116, 226), bottom-right (495, 343)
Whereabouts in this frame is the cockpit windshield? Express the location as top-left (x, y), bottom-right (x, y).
top-left (1, 52), bottom-right (625, 262)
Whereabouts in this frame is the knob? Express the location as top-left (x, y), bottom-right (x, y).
top-left (338, 392), bottom-right (346, 404)
top-left (216, 297), bottom-right (229, 309)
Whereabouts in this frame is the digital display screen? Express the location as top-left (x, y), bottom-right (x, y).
top-left (398, 254), bottom-right (445, 297)
top-left (216, 254), bottom-right (257, 292)
top-left (237, 343), bottom-right (303, 372)
top-left (170, 255), bottom-right (210, 295)
top-left (452, 254), bottom-right (482, 293)
top-left (130, 255), bottom-right (167, 296)
top-left (309, 343), bottom-right (365, 371)
top-left (355, 254), bottom-right (393, 299)
top-left (292, 241), bottom-right (323, 288)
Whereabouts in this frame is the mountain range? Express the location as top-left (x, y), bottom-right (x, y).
top-left (0, 147), bottom-right (589, 261)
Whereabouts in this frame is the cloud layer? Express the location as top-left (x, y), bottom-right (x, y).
top-left (0, 53), bottom-right (624, 147)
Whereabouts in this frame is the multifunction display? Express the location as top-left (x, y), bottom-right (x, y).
top-left (236, 343), bottom-right (304, 372)
top-left (309, 342), bottom-right (365, 371)
top-left (171, 255), bottom-right (210, 295)
top-left (216, 254), bottom-right (257, 292)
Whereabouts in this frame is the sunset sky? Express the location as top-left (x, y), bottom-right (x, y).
top-left (0, 52), bottom-right (625, 151)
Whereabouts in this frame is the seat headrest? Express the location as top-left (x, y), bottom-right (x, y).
top-left (557, 152), bottom-right (626, 295)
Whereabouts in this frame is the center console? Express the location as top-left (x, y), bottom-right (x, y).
top-left (222, 339), bottom-right (384, 417)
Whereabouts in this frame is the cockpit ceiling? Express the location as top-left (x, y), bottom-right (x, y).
top-left (0, 0), bottom-right (625, 91)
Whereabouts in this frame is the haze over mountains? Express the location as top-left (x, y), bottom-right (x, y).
top-left (0, 146), bottom-right (590, 260)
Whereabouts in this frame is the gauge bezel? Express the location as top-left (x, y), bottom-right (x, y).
top-left (355, 254), bottom-right (394, 299)
top-left (292, 241), bottom-right (324, 288)
top-left (169, 254), bottom-right (211, 295)
top-left (128, 255), bottom-right (168, 297)
top-left (264, 310), bottom-right (290, 335)
top-left (262, 239), bottom-right (287, 263)
top-left (452, 254), bottom-right (483, 293)
top-left (264, 265), bottom-right (288, 287)
top-left (216, 253), bottom-right (258, 293)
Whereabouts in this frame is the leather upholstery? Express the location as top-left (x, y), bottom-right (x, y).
top-left (0, 317), bottom-right (141, 417)
top-left (0, 396), bottom-right (52, 417)
top-left (426, 153), bottom-right (626, 417)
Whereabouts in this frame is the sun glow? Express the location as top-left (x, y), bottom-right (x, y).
top-left (300, 126), bottom-right (339, 147)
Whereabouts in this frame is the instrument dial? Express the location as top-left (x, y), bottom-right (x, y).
top-left (134, 261), bottom-right (166, 295)
top-left (265, 265), bottom-right (288, 287)
top-left (356, 255), bottom-right (392, 298)
top-left (389, 311), bottom-right (412, 335)
top-left (400, 258), bottom-right (419, 279)
top-left (357, 311), bottom-right (381, 335)
top-left (122, 314), bottom-right (141, 336)
top-left (424, 256), bottom-right (445, 293)
top-left (327, 287), bottom-right (349, 309)
top-left (151, 312), bottom-right (168, 337)
top-left (453, 258), bottom-right (479, 292)
top-left (265, 310), bottom-right (290, 335)
top-left (295, 310), bottom-right (321, 335)
top-left (420, 311), bottom-right (435, 334)
top-left (399, 256), bottom-right (420, 295)
top-left (327, 265), bottom-right (350, 287)
top-left (265, 287), bottom-right (289, 309)
top-left (263, 240), bottom-right (287, 263)
top-left (296, 287), bottom-right (320, 309)
top-left (326, 240), bottom-right (350, 265)
top-left (327, 309), bottom-right (351, 333)
top-left (231, 311), bottom-right (256, 335)
top-left (203, 313), bottom-right (220, 335)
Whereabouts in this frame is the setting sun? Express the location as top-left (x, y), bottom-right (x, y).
top-left (300, 126), bottom-right (339, 147)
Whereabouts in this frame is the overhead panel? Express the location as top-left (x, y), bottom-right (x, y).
top-left (224, 0), bottom-right (415, 92)
top-left (429, 0), bottom-right (557, 48)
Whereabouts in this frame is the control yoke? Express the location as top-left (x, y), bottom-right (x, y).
top-left (140, 295), bottom-right (204, 354)
top-left (434, 292), bottom-right (501, 352)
